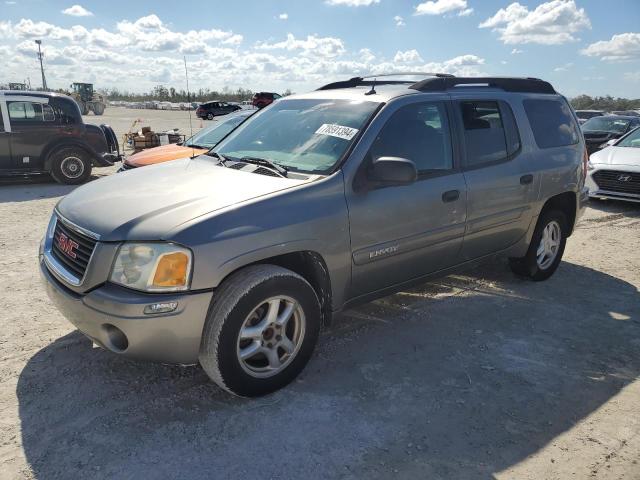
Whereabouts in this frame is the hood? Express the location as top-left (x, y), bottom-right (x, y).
top-left (591, 146), bottom-right (640, 167)
top-left (125, 143), bottom-right (208, 167)
top-left (56, 157), bottom-right (310, 241)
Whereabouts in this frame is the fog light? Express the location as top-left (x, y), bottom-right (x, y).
top-left (144, 301), bottom-right (178, 315)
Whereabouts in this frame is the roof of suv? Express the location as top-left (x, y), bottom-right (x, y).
top-left (293, 74), bottom-right (559, 103)
top-left (0, 90), bottom-right (70, 99)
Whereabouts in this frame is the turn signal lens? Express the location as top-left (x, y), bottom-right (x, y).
top-left (152, 252), bottom-right (190, 288)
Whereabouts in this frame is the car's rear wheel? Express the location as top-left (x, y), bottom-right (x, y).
top-left (206, 113), bottom-right (214, 120)
top-left (199, 265), bottom-right (321, 397)
top-left (49, 147), bottom-right (92, 185)
top-left (509, 210), bottom-right (567, 281)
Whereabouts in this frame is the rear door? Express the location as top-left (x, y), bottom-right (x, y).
top-left (7, 98), bottom-right (59, 170)
top-left (0, 96), bottom-right (11, 170)
top-left (345, 98), bottom-right (467, 298)
top-left (453, 96), bottom-right (537, 260)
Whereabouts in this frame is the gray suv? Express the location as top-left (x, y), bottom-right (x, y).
top-left (40, 74), bottom-right (588, 397)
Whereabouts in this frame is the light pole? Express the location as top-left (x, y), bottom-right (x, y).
top-left (35, 39), bottom-right (47, 91)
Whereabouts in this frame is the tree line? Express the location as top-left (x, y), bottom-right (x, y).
top-left (569, 95), bottom-right (640, 112)
top-left (101, 86), bottom-right (292, 103)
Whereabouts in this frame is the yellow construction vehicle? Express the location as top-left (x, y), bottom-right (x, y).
top-left (69, 83), bottom-right (106, 115)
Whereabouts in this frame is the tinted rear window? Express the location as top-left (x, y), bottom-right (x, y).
top-left (523, 99), bottom-right (579, 149)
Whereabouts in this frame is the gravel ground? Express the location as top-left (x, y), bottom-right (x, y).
top-left (0, 110), bottom-right (639, 480)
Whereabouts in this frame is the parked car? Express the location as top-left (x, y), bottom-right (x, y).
top-left (582, 115), bottom-right (640, 154)
top-left (575, 109), bottom-right (604, 125)
top-left (40, 75), bottom-right (588, 397)
top-left (0, 90), bottom-right (120, 184)
top-left (587, 125), bottom-right (640, 203)
top-left (252, 92), bottom-right (282, 109)
top-left (196, 101), bottom-right (242, 120)
top-left (119, 110), bottom-right (253, 170)
top-left (611, 110), bottom-right (640, 117)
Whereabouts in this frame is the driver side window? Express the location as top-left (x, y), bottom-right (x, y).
top-left (369, 102), bottom-right (453, 174)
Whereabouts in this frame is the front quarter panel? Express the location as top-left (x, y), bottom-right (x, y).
top-left (167, 172), bottom-right (352, 309)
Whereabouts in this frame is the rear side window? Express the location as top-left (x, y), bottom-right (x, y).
top-left (460, 101), bottom-right (507, 166)
top-left (523, 99), bottom-right (579, 148)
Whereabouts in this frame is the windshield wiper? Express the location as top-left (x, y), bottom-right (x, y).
top-left (186, 143), bottom-right (209, 149)
top-left (205, 151), bottom-right (229, 166)
top-left (239, 156), bottom-right (288, 177)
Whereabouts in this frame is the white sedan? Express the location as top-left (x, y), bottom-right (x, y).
top-left (586, 127), bottom-right (640, 203)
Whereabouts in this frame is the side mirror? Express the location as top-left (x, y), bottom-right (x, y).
top-left (370, 157), bottom-right (418, 185)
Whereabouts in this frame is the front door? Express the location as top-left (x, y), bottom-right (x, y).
top-left (7, 99), bottom-right (59, 170)
top-left (453, 98), bottom-right (538, 260)
top-left (0, 98), bottom-right (11, 170)
top-left (345, 99), bottom-right (467, 299)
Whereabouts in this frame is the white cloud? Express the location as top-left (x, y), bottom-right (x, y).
top-left (553, 62), bottom-right (574, 72)
top-left (62, 5), bottom-right (94, 17)
top-left (0, 13), bottom-right (488, 93)
top-left (394, 49), bottom-right (423, 64)
top-left (325, 0), bottom-right (379, 6)
top-left (256, 33), bottom-right (345, 58)
top-left (278, 13), bottom-right (288, 20)
top-left (511, 48), bottom-right (523, 54)
top-left (479, 0), bottom-right (591, 45)
top-left (458, 8), bottom-right (473, 17)
top-left (394, 15), bottom-right (406, 27)
top-left (581, 33), bottom-right (640, 62)
top-left (415, 0), bottom-right (469, 16)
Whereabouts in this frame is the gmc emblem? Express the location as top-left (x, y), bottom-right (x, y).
top-left (57, 232), bottom-right (79, 259)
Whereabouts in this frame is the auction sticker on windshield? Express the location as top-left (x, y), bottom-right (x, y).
top-left (315, 124), bottom-right (359, 141)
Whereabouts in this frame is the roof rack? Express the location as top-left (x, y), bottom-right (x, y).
top-left (410, 76), bottom-right (556, 94)
top-left (316, 72), bottom-right (454, 91)
top-left (317, 74), bottom-right (556, 94)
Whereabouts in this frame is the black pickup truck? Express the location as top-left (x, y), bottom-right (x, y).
top-left (0, 91), bottom-right (120, 184)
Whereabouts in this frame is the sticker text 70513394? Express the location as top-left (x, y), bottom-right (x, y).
top-left (315, 124), bottom-right (359, 141)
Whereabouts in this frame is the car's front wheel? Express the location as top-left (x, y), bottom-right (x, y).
top-left (49, 147), bottom-right (92, 185)
top-left (509, 209), bottom-right (567, 281)
top-left (206, 113), bottom-right (214, 120)
top-left (199, 265), bottom-right (321, 397)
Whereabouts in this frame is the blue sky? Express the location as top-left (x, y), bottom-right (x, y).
top-left (1, 0), bottom-right (639, 97)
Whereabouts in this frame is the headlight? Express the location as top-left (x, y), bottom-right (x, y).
top-left (110, 243), bottom-right (192, 292)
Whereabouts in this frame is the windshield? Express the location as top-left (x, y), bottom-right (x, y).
top-left (186, 113), bottom-right (249, 148)
top-left (576, 111), bottom-right (602, 120)
top-left (214, 98), bottom-right (379, 174)
top-left (616, 127), bottom-right (640, 148)
top-left (582, 117), bottom-right (630, 133)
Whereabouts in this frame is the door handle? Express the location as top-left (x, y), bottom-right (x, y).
top-left (520, 174), bottom-right (534, 185)
top-left (442, 190), bottom-right (460, 203)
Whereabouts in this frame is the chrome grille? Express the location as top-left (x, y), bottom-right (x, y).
top-left (592, 170), bottom-right (640, 196)
top-left (51, 219), bottom-right (97, 279)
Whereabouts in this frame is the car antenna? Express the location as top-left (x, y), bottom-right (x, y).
top-left (184, 56), bottom-right (195, 158)
top-left (365, 77), bottom-right (377, 96)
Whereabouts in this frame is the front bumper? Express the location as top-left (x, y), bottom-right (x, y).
top-left (40, 257), bottom-right (213, 364)
top-left (586, 165), bottom-right (640, 203)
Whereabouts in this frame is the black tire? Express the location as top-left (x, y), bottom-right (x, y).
top-left (206, 113), bottom-right (214, 120)
top-left (509, 209), bottom-right (568, 281)
top-left (79, 101), bottom-right (89, 116)
top-left (199, 265), bottom-right (321, 397)
top-left (93, 103), bottom-right (105, 115)
top-left (49, 147), bottom-right (92, 185)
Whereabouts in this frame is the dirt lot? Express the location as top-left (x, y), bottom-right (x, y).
top-left (0, 109), bottom-right (639, 479)
top-left (82, 107), bottom-right (208, 148)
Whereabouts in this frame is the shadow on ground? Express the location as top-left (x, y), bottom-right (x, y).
top-left (17, 261), bottom-right (640, 479)
top-left (0, 173), bottom-right (109, 202)
top-left (587, 197), bottom-right (640, 218)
